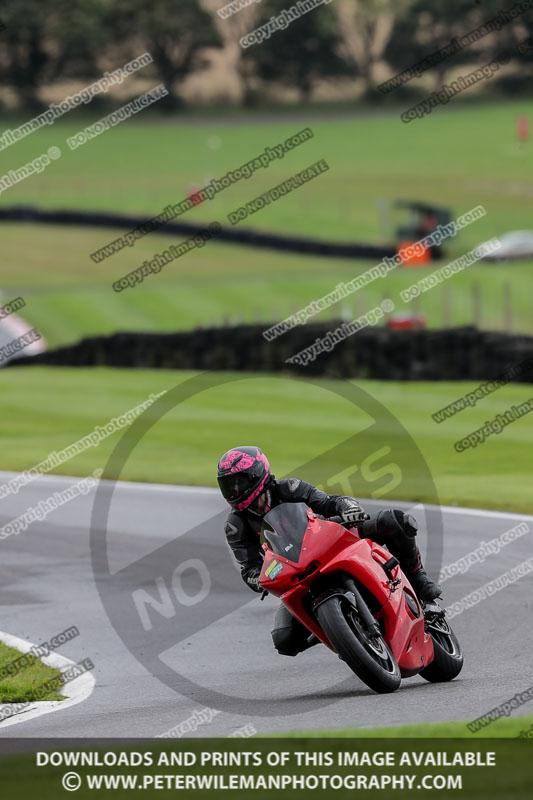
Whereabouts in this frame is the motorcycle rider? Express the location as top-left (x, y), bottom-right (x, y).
top-left (218, 446), bottom-right (441, 657)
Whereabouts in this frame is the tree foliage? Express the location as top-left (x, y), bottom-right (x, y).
top-left (0, 0), bottom-right (532, 109)
top-left (241, 0), bottom-right (353, 101)
top-left (108, 0), bottom-right (223, 105)
top-left (0, 0), bottom-right (108, 107)
top-left (385, 0), bottom-right (517, 88)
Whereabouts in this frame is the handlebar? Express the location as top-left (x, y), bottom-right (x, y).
top-left (325, 513), bottom-right (370, 526)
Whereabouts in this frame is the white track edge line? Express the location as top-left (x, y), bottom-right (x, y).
top-left (1, 471), bottom-right (532, 521)
top-left (0, 630), bottom-right (95, 729)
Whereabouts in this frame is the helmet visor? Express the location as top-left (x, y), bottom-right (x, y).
top-left (217, 472), bottom-right (254, 504)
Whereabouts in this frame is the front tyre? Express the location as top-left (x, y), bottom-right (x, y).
top-left (420, 615), bottom-right (463, 682)
top-left (316, 595), bottom-right (401, 694)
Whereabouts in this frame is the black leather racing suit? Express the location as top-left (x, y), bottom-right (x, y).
top-left (224, 477), bottom-right (422, 656)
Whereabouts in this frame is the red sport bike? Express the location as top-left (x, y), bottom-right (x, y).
top-left (259, 503), bottom-right (463, 694)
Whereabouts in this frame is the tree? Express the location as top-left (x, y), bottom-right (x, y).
top-left (203, 0), bottom-right (263, 105)
top-left (109, 0), bottom-right (223, 106)
top-left (335, 0), bottom-right (411, 96)
top-left (384, 0), bottom-right (513, 91)
top-left (241, 0), bottom-right (352, 102)
top-left (508, 7), bottom-right (533, 66)
top-left (0, 0), bottom-right (108, 108)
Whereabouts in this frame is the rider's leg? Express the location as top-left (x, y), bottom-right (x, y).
top-left (271, 603), bottom-right (318, 656)
top-left (360, 509), bottom-right (441, 602)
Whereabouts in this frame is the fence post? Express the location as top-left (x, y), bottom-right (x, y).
top-left (503, 281), bottom-right (512, 333)
top-left (472, 283), bottom-right (481, 328)
top-left (356, 289), bottom-right (366, 319)
top-left (442, 285), bottom-right (452, 328)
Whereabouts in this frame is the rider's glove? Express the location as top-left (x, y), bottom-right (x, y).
top-left (340, 502), bottom-right (369, 525)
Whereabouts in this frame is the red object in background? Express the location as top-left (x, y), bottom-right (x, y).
top-left (387, 313), bottom-right (426, 331)
top-left (188, 186), bottom-right (203, 205)
top-left (517, 115), bottom-right (530, 142)
top-left (397, 240), bottom-right (432, 267)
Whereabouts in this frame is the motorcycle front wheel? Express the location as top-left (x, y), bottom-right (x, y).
top-left (316, 595), bottom-right (401, 694)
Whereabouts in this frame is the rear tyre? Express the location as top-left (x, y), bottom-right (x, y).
top-left (420, 615), bottom-right (463, 682)
top-left (316, 595), bottom-right (401, 694)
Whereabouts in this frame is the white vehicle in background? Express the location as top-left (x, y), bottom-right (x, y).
top-left (0, 295), bottom-right (47, 367)
top-left (480, 230), bottom-right (533, 261)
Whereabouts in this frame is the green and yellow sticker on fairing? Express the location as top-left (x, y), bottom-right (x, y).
top-left (265, 559), bottom-right (283, 580)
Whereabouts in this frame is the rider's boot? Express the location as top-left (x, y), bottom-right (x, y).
top-left (360, 509), bottom-right (441, 603)
top-left (401, 547), bottom-right (442, 602)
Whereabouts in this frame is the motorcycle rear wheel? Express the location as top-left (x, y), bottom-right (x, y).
top-left (420, 615), bottom-right (463, 682)
top-left (316, 595), bottom-right (401, 694)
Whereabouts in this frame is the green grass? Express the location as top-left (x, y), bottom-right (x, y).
top-left (2, 101), bottom-right (533, 240)
top-left (1, 367), bottom-right (531, 513)
top-left (1, 101), bottom-right (533, 347)
top-left (1, 224), bottom-right (531, 349)
top-left (277, 715), bottom-right (533, 738)
top-left (0, 642), bottom-right (66, 703)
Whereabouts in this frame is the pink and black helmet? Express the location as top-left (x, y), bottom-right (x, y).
top-left (217, 446), bottom-right (271, 511)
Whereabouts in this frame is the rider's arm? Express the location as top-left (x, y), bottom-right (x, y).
top-left (276, 478), bottom-right (364, 520)
top-left (224, 513), bottom-right (264, 593)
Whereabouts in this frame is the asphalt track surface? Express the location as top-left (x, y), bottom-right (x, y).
top-left (0, 472), bottom-right (532, 738)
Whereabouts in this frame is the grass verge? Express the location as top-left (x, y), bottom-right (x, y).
top-left (275, 715), bottom-right (533, 738)
top-left (0, 367), bottom-right (532, 513)
top-left (0, 641), bottom-right (66, 703)
top-left (2, 225), bottom-right (532, 349)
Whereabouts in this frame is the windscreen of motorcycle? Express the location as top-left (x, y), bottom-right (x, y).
top-left (261, 502), bottom-right (310, 563)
